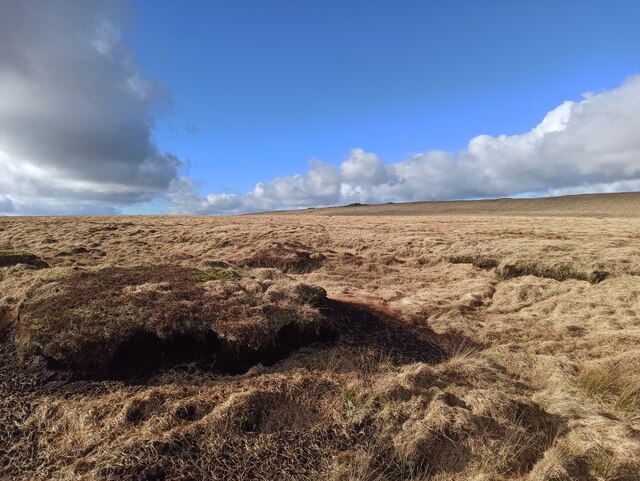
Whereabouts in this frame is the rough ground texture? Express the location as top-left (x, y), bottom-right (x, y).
top-left (1, 194), bottom-right (640, 480)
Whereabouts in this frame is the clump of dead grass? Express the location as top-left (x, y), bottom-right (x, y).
top-left (319, 356), bottom-right (563, 480)
top-left (577, 358), bottom-right (640, 414)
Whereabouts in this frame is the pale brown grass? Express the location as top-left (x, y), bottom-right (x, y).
top-left (1, 194), bottom-right (640, 480)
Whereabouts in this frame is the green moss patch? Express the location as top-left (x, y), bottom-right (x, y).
top-left (193, 268), bottom-right (241, 282)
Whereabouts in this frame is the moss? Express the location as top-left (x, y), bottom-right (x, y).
top-left (343, 384), bottom-right (369, 428)
top-left (45, 269), bottom-right (69, 281)
top-left (193, 268), bottom-right (241, 282)
top-left (0, 249), bottom-right (29, 257)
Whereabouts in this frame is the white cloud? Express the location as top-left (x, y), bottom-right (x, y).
top-left (173, 75), bottom-right (640, 214)
top-left (169, 160), bottom-right (341, 214)
top-left (340, 148), bottom-right (396, 186)
top-left (0, 0), bottom-right (181, 215)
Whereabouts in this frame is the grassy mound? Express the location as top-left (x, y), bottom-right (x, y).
top-left (0, 249), bottom-right (48, 269)
top-left (16, 265), bottom-right (333, 377)
top-left (240, 243), bottom-right (326, 273)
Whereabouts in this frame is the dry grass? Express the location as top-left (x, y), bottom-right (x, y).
top-left (577, 358), bottom-right (640, 415)
top-left (1, 194), bottom-right (640, 480)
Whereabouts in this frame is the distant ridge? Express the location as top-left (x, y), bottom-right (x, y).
top-left (250, 191), bottom-right (640, 218)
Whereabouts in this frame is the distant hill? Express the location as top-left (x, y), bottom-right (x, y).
top-left (251, 191), bottom-right (640, 218)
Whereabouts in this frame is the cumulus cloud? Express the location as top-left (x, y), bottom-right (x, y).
top-left (173, 75), bottom-right (640, 214)
top-left (0, 0), bottom-right (180, 215)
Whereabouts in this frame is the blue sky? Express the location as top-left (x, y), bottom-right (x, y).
top-left (129, 1), bottom-right (640, 195)
top-left (1, 1), bottom-right (640, 215)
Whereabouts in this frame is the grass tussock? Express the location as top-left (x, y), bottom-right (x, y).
top-left (577, 360), bottom-right (640, 413)
top-left (240, 242), bottom-right (326, 273)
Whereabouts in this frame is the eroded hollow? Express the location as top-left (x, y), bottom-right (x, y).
top-left (15, 265), bottom-right (446, 381)
top-left (108, 322), bottom-right (339, 380)
top-left (98, 299), bottom-right (441, 380)
top-left (448, 254), bottom-right (609, 284)
top-left (109, 330), bottom-right (223, 379)
top-left (0, 249), bottom-right (48, 269)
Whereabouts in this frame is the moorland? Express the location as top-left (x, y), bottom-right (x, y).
top-left (1, 192), bottom-right (639, 480)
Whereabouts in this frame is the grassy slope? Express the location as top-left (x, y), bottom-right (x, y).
top-left (254, 191), bottom-right (640, 218)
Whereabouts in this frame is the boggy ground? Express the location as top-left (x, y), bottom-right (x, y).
top-left (1, 201), bottom-right (640, 480)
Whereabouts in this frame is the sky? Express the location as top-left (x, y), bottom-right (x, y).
top-left (1, 0), bottom-right (640, 215)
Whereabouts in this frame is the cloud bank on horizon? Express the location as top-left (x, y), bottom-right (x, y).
top-left (0, 1), bottom-right (639, 215)
top-left (173, 75), bottom-right (640, 214)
